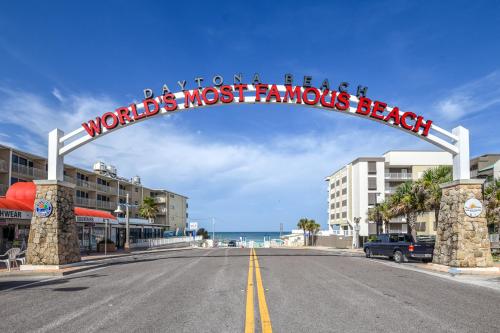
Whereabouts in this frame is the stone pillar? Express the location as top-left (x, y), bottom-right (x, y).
top-left (433, 179), bottom-right (493, 268)
top-left (26, 180), bottom-right (81, 266)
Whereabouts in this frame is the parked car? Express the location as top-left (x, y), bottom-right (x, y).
top-left (228, 240), bottom-right (237, 247)
top-left (363, 233), bottom-right (435, 263)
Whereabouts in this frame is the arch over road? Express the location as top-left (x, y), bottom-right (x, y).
top-left (47, 83), bottom-right (470, 181)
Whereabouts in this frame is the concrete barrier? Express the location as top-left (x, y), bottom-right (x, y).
top-left (315, 235), bottom-right (353, 249)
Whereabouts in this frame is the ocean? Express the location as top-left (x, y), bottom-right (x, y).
top-left (211, 231), bottom-right (290, 242)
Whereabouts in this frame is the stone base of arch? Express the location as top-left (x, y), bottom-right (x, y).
top-left (432, 179), bottom-right (493, 268)
top-left (26, 180), bottom-right (81, 265)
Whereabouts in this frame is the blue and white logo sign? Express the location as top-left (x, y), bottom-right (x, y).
top-left (35, 199), bottom-right (53, 218)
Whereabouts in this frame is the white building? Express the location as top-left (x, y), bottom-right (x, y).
top-left (326, 150), bottom-right (453, 240)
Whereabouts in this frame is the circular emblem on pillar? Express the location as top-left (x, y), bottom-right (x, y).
top-left (35, 199), bottom-right (53, 218)
top-left (464, 198), bottom-right (482, 218)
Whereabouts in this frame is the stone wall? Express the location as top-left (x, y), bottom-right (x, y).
top-left (433, 180), bottom-right (493, 267)
top-left (26, 180), bottom-right (81, 265)
top-left (315, 235), bottom-right (353, 249)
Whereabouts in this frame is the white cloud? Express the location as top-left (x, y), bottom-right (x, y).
top-left (435, 70), bottom-right (500, 120)
top-left (51, 88), bottom-right (64, 102)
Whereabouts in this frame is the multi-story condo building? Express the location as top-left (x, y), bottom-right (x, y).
top-left (326, 150), bottom-right (453, 241)
top-left (0, 143), bottom-right (188, 233)
top-left (470, 154), bottom-right (500, 185)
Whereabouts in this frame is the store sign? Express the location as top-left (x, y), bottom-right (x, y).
top-left (76, 216), bottom-right (112, 223)
top-left (464, 198), bottom-right (483, 218)
top-left (81, 73), bottom-right (433, 139)
top-left (34, 199), bottom-right (53, 218)
top-left (0, 209), bottom-right (32, 220)
top-left (189, 222), bottom-right (198, 230)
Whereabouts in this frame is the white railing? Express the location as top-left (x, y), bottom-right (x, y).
top-left (64, 175), bottom-right (75, 183)
top-left (96, 183), bottom-right (112, 193)
top-left (154, 197), bottom-right (166, 204)
top-left (385, 187), bottom-right (398, 194)
top-left (331, 230), bottom-right (353, 236)
top-left (75, 197), bottom-right (96, 207)
top-left (11, 163), bottom-right (47, 179)
top-left (118, 189), bottom-right (130, 196)
top-left (385, 173), bottom-right (413, 180)
top-left (0, 184), bottom-right (7, 195)
top-left (77, 179), bottom-right (97, 190)
top-left (0, 159), bottom-right (8, 172)
top-left (96, 200), bottom-right (114, 209)
top-left (130, 236), bottom-right (202, 248)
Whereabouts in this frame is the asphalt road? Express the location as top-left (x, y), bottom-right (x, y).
top-left (0, 248), bottom-right (499, 333)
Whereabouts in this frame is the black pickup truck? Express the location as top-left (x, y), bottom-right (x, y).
top-left (363, 233), bottom-right (435, 263)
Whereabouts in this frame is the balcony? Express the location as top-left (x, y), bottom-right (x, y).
top-left (385, 173), bottom-right (412, 180)
top-left (158, 207), bottom-right (167, 214)
top-left (385, 186), bottom-right (398, 194)
top-left (154, 197), bottom-right (166, 204)
top-left (0, 160), bottom-right (8, 173)
top-left (76, 179), bottom-right (96, 190)
top-left (64, 175), bottom-right (75, 183)
top-left (75, 197), bottom-right (96, 207)
top-left (96, 200), bottom-right (114, 210)
top-left (96, 183), bottom-right (112, 193)
top-left (11, 163), bottom-right (47, 179)
top-left (119, 189), bottom-right (130, 197)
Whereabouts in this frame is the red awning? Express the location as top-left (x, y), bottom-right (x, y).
top-left (0, 182), bottom-right (116, 221)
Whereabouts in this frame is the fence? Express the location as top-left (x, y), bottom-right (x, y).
top-left (129, 236), bottom-right (202, 249)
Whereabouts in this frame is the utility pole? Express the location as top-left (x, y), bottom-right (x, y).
top-left (125, 193), bottom-right (130, 250)
top-left (280, 223), bottom-right (283, 238)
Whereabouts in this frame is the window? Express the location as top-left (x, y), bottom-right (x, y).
top-left (341, 212), bottom-right (347, 218)
top-left (368, 193), bottom-right (377, 205)
top-left (416, 222), bottom-right (426, 232)
top-left (135, 187), bottom-right (139, 193)
top-left (97, 194), bottom-right (109, 201)
top-left (368, 177), bottom-right (377, 190)
top-left (170, 194), bottom-right (175, 198)
top-left (342, 188), bottom-right (347, 195)
top-left (336, 213), bottom-right (340, 219)
top-left (341, 176), bottom-right (347, 184)
top-left (368, 161), bottom-right (377, 174)
top-left (335, 180), bottom-right (340, 186)
top-left (336, 191), bottom-right (340, 197)
top-left (11, 177), bottom-right (27, 184)
top-left (330, 203), bottom-right (335, 209)
top-left (77, 173), bottom-right (89, 181)
top-left (342, 200), bottom-right (347, 207)
top-left (330, 214), bottom-right (335, 219)
top-left (336, 202), bottom-right (340, 208)
top-left (76, 190), bottom-right (88, 198)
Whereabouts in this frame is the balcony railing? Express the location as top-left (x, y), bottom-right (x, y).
top-left (154, 197), bottom-right (166, 204)
top-left (385, 187), bottom-right (398, 194)
top-left (118, 189), bottom-right (130, 196)
top-left (64, 175), bottom-right (75, 183)
top-left (76, 179), bottom-right (96, 190)
top-left (11, 163), bottom-right (47, 179)
top-left (158, 207), bottom-right (167, 214)
top-left (96, 200), bottom-right (114, 210)
top-left (0, 160), bottom-right (8, 173)
top-left (75, 197), bottom-right (96, 207)
top-left (385, 173), bottom-right (413, 180)
top-left (96, 183), bottom-right (112, 193)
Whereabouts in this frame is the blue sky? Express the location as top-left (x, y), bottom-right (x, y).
top-left (0, 1), bottom-right (499, 231)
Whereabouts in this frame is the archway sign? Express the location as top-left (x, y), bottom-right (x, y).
top-left (26, 73), bottom-right (493, 269)
top-left (47, 73), bottom-right (469, 182)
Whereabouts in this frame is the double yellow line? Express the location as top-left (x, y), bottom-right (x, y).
top-left (245, 248), bottom-right (272, 333)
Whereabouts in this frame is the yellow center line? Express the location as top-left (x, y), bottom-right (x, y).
top-left (253, 248), bottom-right (273, 333)
top-left (245, 248), bottom-right (255, 333)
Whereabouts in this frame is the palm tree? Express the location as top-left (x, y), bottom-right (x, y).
top-left (484, 179), bottom-right (500, 233)
top-left (297, 218), bottom-right (309, 246)
top-left (306, 219), bottom-right (321, 246)
top-left (389, 182), bottom-right (426, 242)
top-left (139, 197), bottom-right (159, 223)
top-left (367, 200), bottom-right (393, 233)
top-left (418, 166), bottom-right (452, 230)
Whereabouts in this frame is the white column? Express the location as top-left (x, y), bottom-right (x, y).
top-left (452, 126), bottom-right (470, 181)
top-left (48, 128), bottom-right (64, 181)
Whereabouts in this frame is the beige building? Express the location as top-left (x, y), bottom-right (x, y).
top-left (470, 154), bottom-right (500, 185)
top-left (0, 144), bottom-right (188, 232)
top-left (326, 150), bottom-right (453, 239)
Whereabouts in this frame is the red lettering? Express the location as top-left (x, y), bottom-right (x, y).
top-left (320, 90), bottom-right (337, 108)
top-left (143, 99), bottom-right (160, 116)
top-left (283, 86), bottom-right (302, 103)
top-left (335, 92), bottom-right (350, 111)
top-left (356, 97), bottom-right (372, 115)
top-left (184, 90), bottom-right (203, 108)
top-left (234, 84), bottom-right (248, 102)
top-left (220, 85), bottom-right (234, 103)
top-left (370, 101), bottom-right (387, 120)
top-left (412, 116), bottom-right (432, 136)
top-left (401, 112), bottom-right (417, 130)
top-left (265, 84), bottom-right (281, 102)
top-left (116, 107), bottom-right (132, 125)
top-left (82, 118), bottom-right (102, 137)
top-left (102, 112), bottom-right (119, 130)
top-left (131, 103), bottom-right (146, 120)
top-left (302, 87), bottom-right (320, 105)
top-left (162, 93), bottom-right (178, 111)
top-left (202, 87), bottom-right (219, 105)
top-left (384, 107), bottom-right (400, 125)
top-left (255, 84), bottom-right (268, 102)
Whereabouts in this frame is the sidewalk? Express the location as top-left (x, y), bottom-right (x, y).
top-left (0, 246), bottom-right (196, 277)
